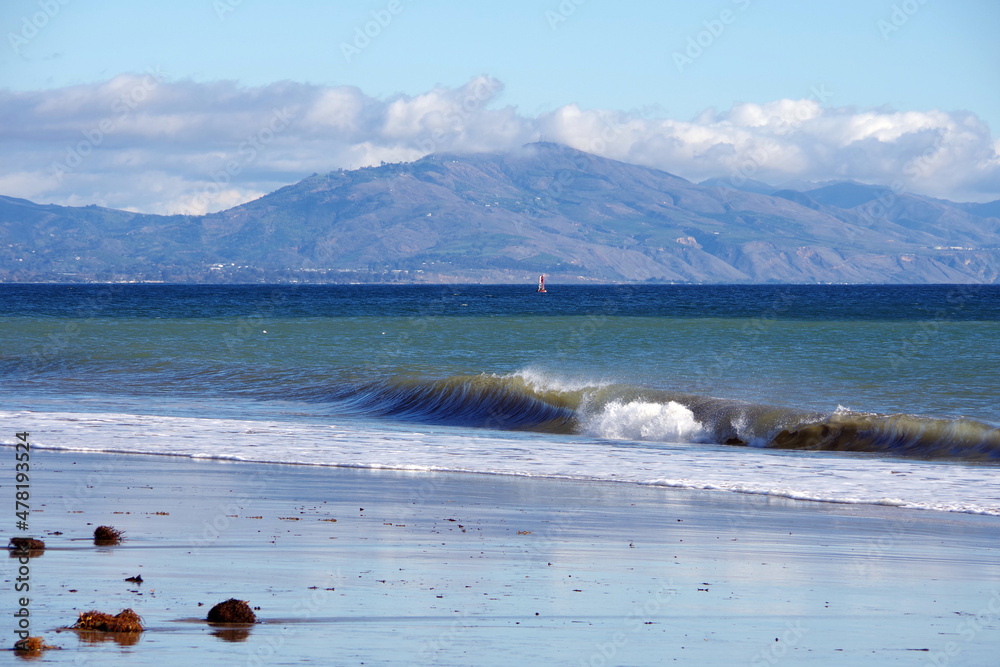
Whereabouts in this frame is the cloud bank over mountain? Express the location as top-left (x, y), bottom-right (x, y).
top-left (2, 74), bottom-right (998, 214)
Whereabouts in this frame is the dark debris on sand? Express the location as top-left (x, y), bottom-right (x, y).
top-left (73, 609), bottom-right (143, 633)
top-left (13, 636), bottom-right (57, 652)
top-left (207, 599), bottom-right (257, 624)
top-left (8, 537), bottom-right (45, 552)
top-left (93, 525), bottom-right (124, 546)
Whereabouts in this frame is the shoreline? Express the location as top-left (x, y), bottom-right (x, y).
top-left (3, 450), bottom-right (999, 665)
top-left (28, 442), bottom-right (1000, 519)
top-left (8, 408), bottom-right (1000, 518)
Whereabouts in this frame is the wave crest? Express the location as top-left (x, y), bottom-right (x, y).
top-left (324, 371), bottom-right (1000, 461)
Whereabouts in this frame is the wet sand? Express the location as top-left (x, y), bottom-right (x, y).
top-left (5, 450), bottom-right (1000, 665)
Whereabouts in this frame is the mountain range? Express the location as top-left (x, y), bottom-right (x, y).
top-left (2, 142), bottom-right (998, 283)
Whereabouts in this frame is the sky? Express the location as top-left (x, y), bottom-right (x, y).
top-left (1, 0), bottom-right (998, 214)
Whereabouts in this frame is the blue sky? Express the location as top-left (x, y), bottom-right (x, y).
top-left (2, 0), bottom-right (998, 212)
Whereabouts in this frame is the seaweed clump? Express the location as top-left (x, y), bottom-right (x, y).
top-left (93, 526), bottom-right (124, 546)
top-left (8, 537), bottom-right (45, 552)
top-left (73, 609), bottom-right (143, 633)
top-left (13, 636), bottom-right (56, 652)
top-left (207, 599), bottom-right (257, 623)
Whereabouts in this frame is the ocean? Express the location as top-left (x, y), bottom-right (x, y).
top-left (2, 283), bottom-right (999, 516)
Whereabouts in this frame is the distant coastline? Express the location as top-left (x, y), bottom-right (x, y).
top-left (3, 144), bottom-right (999, 285)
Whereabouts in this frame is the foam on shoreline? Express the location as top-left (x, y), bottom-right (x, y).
top-left (5, 408), bottom-right (999, 516)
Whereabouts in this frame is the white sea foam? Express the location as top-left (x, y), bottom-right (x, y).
top-left (508, 368), bottom-right (606, 394)
top-left (4, 409), bottom-right (999, 517)
top-left (582, 400), bottom-right (708, 443)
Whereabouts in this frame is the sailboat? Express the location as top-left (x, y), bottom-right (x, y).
top-left (536, 275), bottom-right (547, 293)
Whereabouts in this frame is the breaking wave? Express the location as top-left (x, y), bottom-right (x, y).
top-left (318, 371), bottom-right (1000, 462)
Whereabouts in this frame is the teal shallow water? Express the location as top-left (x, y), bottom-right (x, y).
top-left (2, 284), bottom-right (999, 454)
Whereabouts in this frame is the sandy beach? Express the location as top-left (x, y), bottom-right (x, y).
top-left (5, 450), bottom-right (1000, 665)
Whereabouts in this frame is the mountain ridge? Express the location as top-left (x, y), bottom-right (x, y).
top-left (2, 142), bottom-right (999, 283)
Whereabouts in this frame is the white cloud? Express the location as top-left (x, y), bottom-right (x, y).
top-left (1, 76), bottom-right (997, 214)
top-left (303, 87), bottom-right (366, 133)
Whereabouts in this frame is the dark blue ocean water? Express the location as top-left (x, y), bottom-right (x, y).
top-left (4, 283), bottom-right (997, 320)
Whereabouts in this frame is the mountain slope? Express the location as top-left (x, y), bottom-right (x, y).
top-left (2, 143), bottom-right (999, 283)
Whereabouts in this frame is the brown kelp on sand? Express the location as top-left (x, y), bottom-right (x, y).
top-left (207, 599), bottom-right (257, 623)
top-left (7, 537), bottom-right (45, 553)
top-left (93, 525), bottom-right (124, 546)
top-left (73, 609), bottom-right (143, 633)
top-left (13, 636), bottom-right (57, 653)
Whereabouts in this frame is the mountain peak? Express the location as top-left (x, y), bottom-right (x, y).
top-left (2, 144), bottom-right (998, 284)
